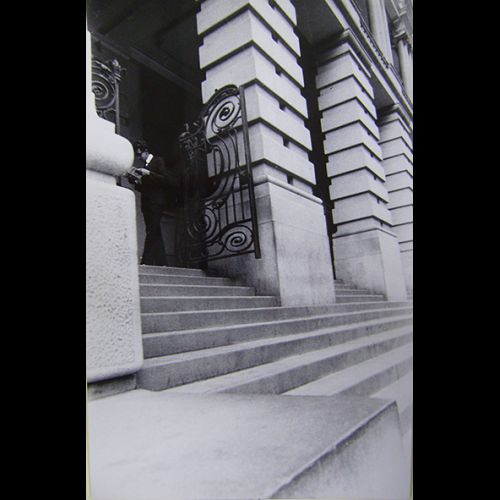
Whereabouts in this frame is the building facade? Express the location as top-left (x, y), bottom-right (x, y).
top-left (87, 0), bottom-right (413, 387)
top-left (86, 1), bottom-right (413, 497)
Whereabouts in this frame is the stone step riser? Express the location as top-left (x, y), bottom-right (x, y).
top-left (143, 314), bottom-right (413, 358)
top-left (139, 274), bottom-right (237, 286)
top-left (217, 333), bottom-right (413, 395)
top-left (333, 289), bottom-right (375, 295)
top-left (332, 357), bottom-right (413, 401)
top-left (336, 296), bottom-right (386, 303)
top-left (139, 266), bottom-right (211, 277)
top-left (140, 296), bottom-right (279, 313)
top-left (140, 284), bottom-right (256, 298)
top-left (141, 302), bottom-right (413, 334)
top-left (137, 331), bottom-right (412, 392)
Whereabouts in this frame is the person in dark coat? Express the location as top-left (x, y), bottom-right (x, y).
top-left (128, 140), bottom-right (181, 266)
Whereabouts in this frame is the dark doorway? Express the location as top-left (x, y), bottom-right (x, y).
top-left (137, 66), bottom-right (202, 267)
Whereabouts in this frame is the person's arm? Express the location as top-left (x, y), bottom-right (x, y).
top-left (143, 157), bottom-right (181, 188)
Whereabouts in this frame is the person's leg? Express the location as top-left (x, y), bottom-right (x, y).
top-left (141, 203), bottom-right (155, 265)
top-left (145, 203), bottom-right (167, 266)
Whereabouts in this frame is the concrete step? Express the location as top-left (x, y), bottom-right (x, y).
top-left (139, 265), bottom-right (211, 276)
top-left (87, 391), bottom-right (410, 500)
top-left (139, 273), bottom-right (237, 286)
top-left (140, 283), bottom-right (256, 297)
top-left (333, 288), bottom-right (376, 295)
top-left (138, 323), bottom-right (413, 392)
top-left (283, 342), bottom-right (412, 398)
top-left (143, 312), bottom-right (412, 358)
top-left (141, 301), bottom-right (413, 334)
top-left (140, 295), bottom-right (279, 313)
top-left (373, 370), bottom-right (413, 436)
top-left (159, 326), bottom-right (412, 394)
top-left (336, 294), bottom-right (386, 303)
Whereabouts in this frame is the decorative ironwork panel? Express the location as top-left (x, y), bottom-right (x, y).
top-left (178, 85), bottom-right (261, 264)
top-left (91, 57), bottom-right (125, 133)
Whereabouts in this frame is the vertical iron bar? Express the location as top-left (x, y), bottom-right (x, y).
top-left (239, 86), bottom-right (261, 259)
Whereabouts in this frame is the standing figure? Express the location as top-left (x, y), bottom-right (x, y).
top-left (128, 140), bottom-right (180, 266)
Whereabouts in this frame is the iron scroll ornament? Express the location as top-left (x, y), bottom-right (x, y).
top-left (178, 85), bottom-right (261, 264)
top-left (91, 57), bottom-right (125, 134)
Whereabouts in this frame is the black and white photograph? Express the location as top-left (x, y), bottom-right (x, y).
top-left (86, 0), bottom-right (413, 498)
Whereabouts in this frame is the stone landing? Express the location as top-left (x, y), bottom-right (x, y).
top-left (87, 390), bottom-right (410, 499)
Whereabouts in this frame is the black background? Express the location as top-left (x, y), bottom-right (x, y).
top-left (5, 1), bottom-right (490, 498)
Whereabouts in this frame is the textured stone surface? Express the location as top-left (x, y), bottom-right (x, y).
top-left (333, 229), bottom-right (408, 301)
top-left (210, 178), bottom-right (335, 306)
top-left (88, 391), bottom-right (409, 500)
top-left (86, 177), bottom-right (143, 382)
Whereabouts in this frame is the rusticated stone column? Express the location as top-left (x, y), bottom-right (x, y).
top-left (316, 37), bottom-right (407, 300)
top-left (378, 106), bottom-right (413, 293)
top-left (86, 26), bottom-right (143, 389)
top-left (196, 0), bottom-right (335, 306)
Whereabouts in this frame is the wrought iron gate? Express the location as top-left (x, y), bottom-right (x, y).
top-left (178, 85), bottom-right (261, 265)
top-left (91, 57), bottom-right (125, 134)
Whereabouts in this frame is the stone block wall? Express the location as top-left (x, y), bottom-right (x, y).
top-left (196, 0), bottom-right (335, 306)
top-left (315, 38), bottom-right (407, 300)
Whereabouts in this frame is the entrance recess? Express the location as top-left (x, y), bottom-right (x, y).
top-left (178, 85), bottom-right (262, 266)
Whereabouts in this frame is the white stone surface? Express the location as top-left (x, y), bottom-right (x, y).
top-left (382, 154), bottom-right (413, 176)
top-left (327, 144), bottom-right (386, 180)
top-left (381, 139), bottom-right (413, 163)
top-left (316, 53), bottom-right (374, 99)
top-left (387, 187), bottom-right (413, 209)
top-left (88, 390), bottom-right (408, 500)
top-left (391, 205), bottom-right (413, 226)
top-left (202, 46), bottom-right (308, 117)
top-left (248, 122), bottom-right (316, 183)
top-left (385, 171), bottom-right (413, 192)
top-left (244, 84), bottom-right (312, 149)
top-left (324, 121), bottom-right (382, 157)
top-left (333, 229), bottom-right (408, 301)
top-left (199, 9), bottom-right (303, 86)
top-left (211, 178), bottom-right (335, 306)
top-left (330, 169), bottom-right (389, 202)
top-left (318, 77), bottom-right (376, 117)
top-left (321, 99), bottom-right (378, 137)
top-left (379, 119), bottom-right (413, 149)
top-left (333, 193), bottom-right (393, 226)
top-left (86, 176), bottom-right (143, 382)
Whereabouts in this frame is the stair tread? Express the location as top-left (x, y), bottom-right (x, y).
top-left (163, 326), bottom-right (413, 394)
top-left (141, 301), bottom-right (412, 318)
top-left (140, 284), bottom-right (254, 290)
top-left (143, 310), bottom-right (413, 341)
top-left (283, 342), bottom-right (412, 396)
top-left (141, 295), bottom-right (277, 300)
top-left (143, 315), bottom-right (413, 366)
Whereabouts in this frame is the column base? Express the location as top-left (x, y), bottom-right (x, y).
top-left (333, 228), bottom-right (408, 301)
top-left (210, 177), bottom-right (336, 307)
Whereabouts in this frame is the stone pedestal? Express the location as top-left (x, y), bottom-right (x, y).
top-left (211, 176), bottom-right (335, 306)
top-left (86, 28), bottom-right (143, 383)
top-left (316, 39), bottom-right (407, 301)
top-left (197, 0), bottom-right (335, 306)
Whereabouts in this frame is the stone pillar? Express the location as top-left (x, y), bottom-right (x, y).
top-left (396, 35), bottom-right (413, 101)
top-left (86, 27), bottom-right (143, 386)
top-left (316, 38), bottom-right (407, 301)
top-left (378, 107), bottom-right (413, 294)
top-left (367, 0), bottom-right (393, 64)
top-left (196, 0), bottom-right (335, 306)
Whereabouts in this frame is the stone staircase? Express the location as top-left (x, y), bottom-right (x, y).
top-left (136, 266), bottom-right (413, 433)
top-left (89, 265), bottom-right (413, 499)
